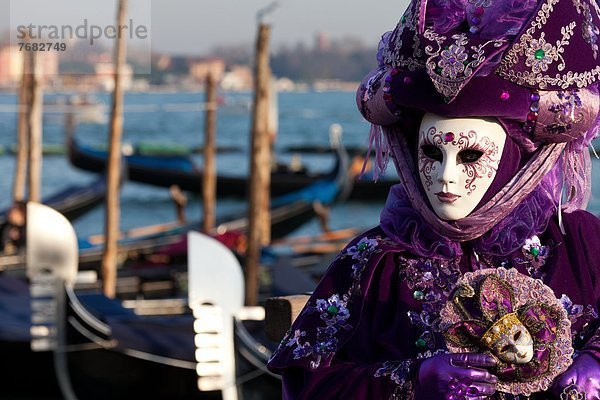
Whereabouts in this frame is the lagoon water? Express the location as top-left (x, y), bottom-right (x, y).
top-left (0, 89), bottom-right (598, 241)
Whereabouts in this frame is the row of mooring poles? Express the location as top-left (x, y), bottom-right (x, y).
top-left (50, 0), bottom-right (272, 305)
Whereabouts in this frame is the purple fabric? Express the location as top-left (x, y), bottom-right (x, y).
top-left (422, 0), bottom-right (538, 41)
top-left (267, 211), bottom-right (600, 399)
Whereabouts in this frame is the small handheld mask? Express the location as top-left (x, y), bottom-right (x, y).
top-left (481, 313), bottom-right (534, 364)
top-left (441, 268), bottom-right (573, 396)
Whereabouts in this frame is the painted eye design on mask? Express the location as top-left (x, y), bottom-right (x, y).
top-left (420, 145), bottom-right (443, 162)
top-left (457, 149), bottom-right (484, 164)
top-left (514, 330), bottom-right (522, 341)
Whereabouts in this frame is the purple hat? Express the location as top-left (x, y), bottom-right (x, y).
top-left (358, 0), bottom-right (600, 225)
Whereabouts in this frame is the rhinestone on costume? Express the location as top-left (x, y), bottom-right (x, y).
top-left (444, 132), bottom-right (455, 143)
top-left (474, 6), bottom-right (484, 15)
top-left (534, 49), bottom-right (546, 60)
top-left (415, 338), bottom-right (427, 348)
top-left (523, 91), bottom-right (541, 133)
top-left (413, 290), bottom-right (425, 300)
top-left (500, 91), bottom-right (510, 101)
top-left (403, 76), bottom-right (412, 84)
top-left (527, 112), bottom-right (539, 122)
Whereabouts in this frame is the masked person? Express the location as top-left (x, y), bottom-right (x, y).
top-left (267, 0), bottom-right (600, 399)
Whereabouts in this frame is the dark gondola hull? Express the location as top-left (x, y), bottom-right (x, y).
top-left (68, 137), bottom-right (338, 197)
top-left (63, 289), bottom-right (281, 400)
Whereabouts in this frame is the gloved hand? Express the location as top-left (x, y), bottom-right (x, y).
top-left (551, 353), bottom-right (600, 400)
top-left (414, 353), bottom-right (498, 400)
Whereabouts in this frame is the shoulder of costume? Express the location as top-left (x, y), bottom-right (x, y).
top-left (548, 209), bottom-right (600, 237)
top-left (267, 226), bottom-right (406, 371)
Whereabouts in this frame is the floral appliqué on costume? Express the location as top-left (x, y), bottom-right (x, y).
top-left (520, 235), bottom-right (550, 277)
top-left (560, 294), bottom-right (599, 340)
top-left (398, 257), bottom-right (462, 352)
top-left (281, 237), bottom-right (382, 369)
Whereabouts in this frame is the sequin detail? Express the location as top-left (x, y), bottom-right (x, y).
top-left (573, 0), bottom-right (600, 59)
top-left (374, 360), bottom-right (416, 399)
top-left (545, 89), bottom-right (584, 135)
top-left (399, 257), bottom-right (462, 351)
top-left (282, 237), bottom-right (381, 369)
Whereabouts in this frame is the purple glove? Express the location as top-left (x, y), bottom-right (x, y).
top-left (552, 353), bottom-right (600, 400)
top-left (415, 353), bottom-right (498, 400)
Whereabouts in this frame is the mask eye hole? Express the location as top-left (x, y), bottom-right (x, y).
top-left (421, 145), bottom-right (443, 162)
top-left (500, 345), bottom-right (511, 353)
top-left (457, 149), bottom-right (483, 164)
top-left (514, 331), bottom-right (522, 341)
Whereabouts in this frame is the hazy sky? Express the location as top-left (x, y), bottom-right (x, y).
top-left (3, 0), bottom-right (410, 56)
top-left (150, 0), bottom-right (409, 55)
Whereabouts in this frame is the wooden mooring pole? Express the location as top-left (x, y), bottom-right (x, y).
top-left (13, 48), bottom-right (31, 203)
top-left (27, 50), bottom-right (42, 203)
top-left (246, 23), bottom-right (272, 306)
top-left (102, 0), bottom-right (128, 298)
top-left (202, 72), bottom-right (218, 233)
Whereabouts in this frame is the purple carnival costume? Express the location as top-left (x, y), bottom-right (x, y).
top-left (267, 0), bottom-right (600, 399)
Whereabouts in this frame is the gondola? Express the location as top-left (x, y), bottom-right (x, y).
top-left (67, 131), bottom-right (344, 198)
top-left (0, 174), bottom-right (107, 229)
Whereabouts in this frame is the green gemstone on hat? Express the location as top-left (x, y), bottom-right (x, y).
top-left (535, 49), bottom-right (545, 60)
top-left (413, 290), bottom-right (425, 300)
top-left (358, 242), bottom-right (368, 251)
top-left (415, 338), bottom-right (427, 348)
top-left (327, 305), bottom-right (339, 314)
top-left (401, 15), bottom-right (406, 24)
top-left (530, 247), bottom-right (540, 257)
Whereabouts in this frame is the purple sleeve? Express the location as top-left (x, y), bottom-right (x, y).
top-left (583, 330), bottom-right (600, 361)
top-left (281, 360), bottom-right (418, 400)
top-left (268, 229), bottom-right (422, 399)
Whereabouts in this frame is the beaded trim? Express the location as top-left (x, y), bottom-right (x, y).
top-left (523, 91), bottom-right (541, 133)
top-left (383, 69), bottom-right (403, 116)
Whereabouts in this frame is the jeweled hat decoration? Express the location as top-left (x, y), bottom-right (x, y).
top-left (440, 268), bottom-right (573, 396)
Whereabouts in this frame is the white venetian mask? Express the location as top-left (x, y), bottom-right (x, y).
top-left (418, 113), bottom-right (506, 221)
top-left (491, 324), bottom-right (534, 365)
